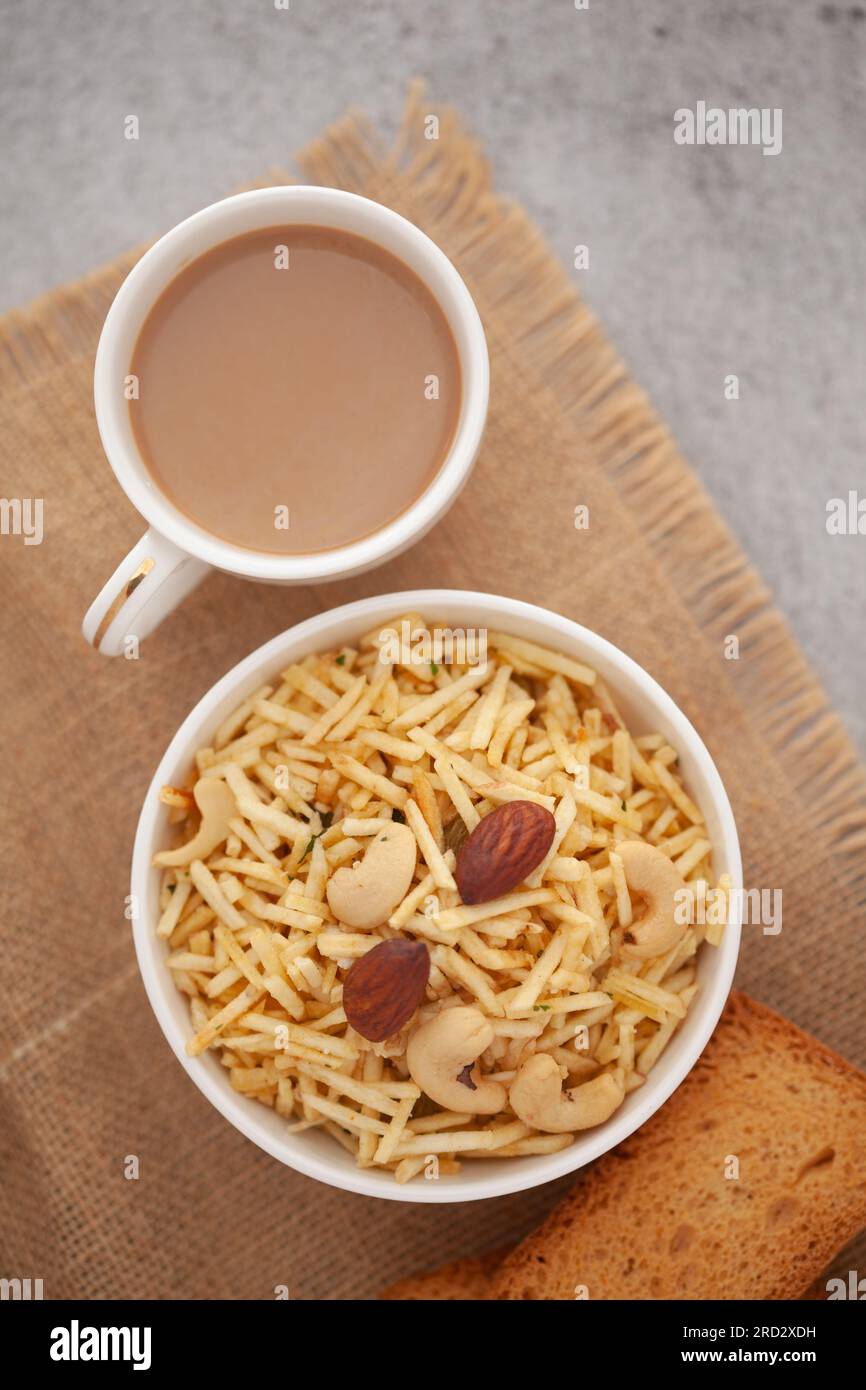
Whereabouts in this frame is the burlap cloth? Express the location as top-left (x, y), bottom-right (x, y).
top-left (2, 89), bottom-right (865, 1299)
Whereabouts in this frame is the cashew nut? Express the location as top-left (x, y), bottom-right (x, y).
top-left (153, 779), bottom-right (236, 867)
top-left (326, 822), bottom-right (417, 929)
top-left (406, 1005), bottom-right (507, 1114)
top-left (617, 839), bottom-right (687, 961)
top-left (509, 1053), bottom-right (624, 1133)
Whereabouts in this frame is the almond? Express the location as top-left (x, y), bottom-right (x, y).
top-left (342, 939), bottom-right (430, 1042)
top-left (455, 800), bottom-right (556, 904)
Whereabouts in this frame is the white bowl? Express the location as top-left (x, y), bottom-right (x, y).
top-left (131, 590), bottom-right (742, 1202)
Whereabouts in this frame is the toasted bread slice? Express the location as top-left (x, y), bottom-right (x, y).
top-left (381, 994), bottom-right (866, 1300)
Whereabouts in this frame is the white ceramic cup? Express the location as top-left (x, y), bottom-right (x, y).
top-left (82, 189), bottom-right (489, 656)
top-left (131, 590), bottom-right (742, 1203)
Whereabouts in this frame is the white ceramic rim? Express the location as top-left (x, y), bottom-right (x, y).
top-left (94, 188), bottom-right (489, 582)
top-left (131, 590), bottom-right (742, 1202)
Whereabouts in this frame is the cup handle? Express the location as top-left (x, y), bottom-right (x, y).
top-left (82, 529), bottom-right (210, 656)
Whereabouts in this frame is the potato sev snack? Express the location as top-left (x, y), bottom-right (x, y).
top-left (154, 616), bottom-right (728, 1181)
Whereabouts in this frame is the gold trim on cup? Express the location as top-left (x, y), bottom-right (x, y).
top-left (92, 557), bottom-right (155, 649)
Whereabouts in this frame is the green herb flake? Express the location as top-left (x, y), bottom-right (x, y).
top-left (430, 662), bottom-right (439, 676)
top-left (335, 654), bottom-right (346, 666)
top-left (302, 809), bottom-right (335, 858)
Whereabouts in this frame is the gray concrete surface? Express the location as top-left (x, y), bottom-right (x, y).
top-left (2, 0), bottom-right (863, 753)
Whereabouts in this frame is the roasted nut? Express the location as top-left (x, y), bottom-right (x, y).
top-left (406, 1005), bottom-right (507, 1114)
top-left (455, 800), bottom-right (556, 904)
top-left (342, 938), bottom-right (430, 1042)
top-left (509, 1053), bottom-right (624, 1133)
top-left (618, 839), bottom-right (687, 960)
top-left (153, 779), bottom-right (236, 867)
top-left (326, 822), bottom-right (417, 929)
